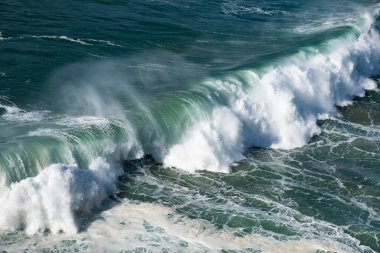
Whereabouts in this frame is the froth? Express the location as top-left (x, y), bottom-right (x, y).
top-left (164, 107), bottom-right (244, 172)
top-left (0, 104), bottom-right (47, 122)
top-left (0, 157), bottom-right (122, 234)
top-left (0, 202), bottom-right (359, 252)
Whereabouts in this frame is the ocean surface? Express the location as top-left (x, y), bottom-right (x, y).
top-left (1, 0), bottom-right (380, 252)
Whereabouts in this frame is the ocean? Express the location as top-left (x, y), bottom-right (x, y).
top-left (0, 0), bottom-right (380, 252)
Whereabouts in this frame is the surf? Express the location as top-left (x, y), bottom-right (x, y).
top-left (0, 8), bottom-right (380, 237)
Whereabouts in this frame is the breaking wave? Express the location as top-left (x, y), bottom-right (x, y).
top-left (0, 12), bottom-right (380, 234)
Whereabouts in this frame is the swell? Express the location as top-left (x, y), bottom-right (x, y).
top-left (0, 12), bottom-right (380, 234)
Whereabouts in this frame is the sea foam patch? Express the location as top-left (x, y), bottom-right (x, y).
top-left (0, 202), bottom-right (361, 253)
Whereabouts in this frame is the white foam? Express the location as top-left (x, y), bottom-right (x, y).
top-left (164, 107), bottom-right (244, 172)
top-left (57, 116), bottom-right (112, 128)
top-left (163, 13), bottom-right (380, 172)
top-left (0, 202), bottom-right (361, 252)
top-left (0, 32), bottom-right (12, 41)
top-left (85, 38), bottom-right (122, 47)
top-left (0, 104), bottom-right (47, 122)
top-left (0, 157), bottom-right (123, 235)
top-left (0, 112), bottom-right (145, 234)
top-left (0, 172), bottom-right (7, 196)
top-left (83, 202), bottom-right (360, 252)
top-left (24, 35), bottom-right (121, 47)
top-left (28, 35), bottom-right (91, 45)
top-left (27, 128), bottom-right (62, 137)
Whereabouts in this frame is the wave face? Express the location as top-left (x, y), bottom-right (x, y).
top-left (1, 0), bottom-right (380, 252)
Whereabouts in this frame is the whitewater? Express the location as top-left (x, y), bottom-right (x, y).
top-left (1, 1), bottom-right (380, 252)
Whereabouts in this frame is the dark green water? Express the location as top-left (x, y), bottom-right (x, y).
top-left (0, 0), bottom-right (380, 252)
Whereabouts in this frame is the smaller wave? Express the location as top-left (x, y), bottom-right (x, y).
top-left (1, 33), bottom-right (121, 47)
top-left (23, 35), bottom-right (122, 47)
top-left (27, 35), bottom-right (91, 45)
top-left (0, 32), bottom-right (12, 41)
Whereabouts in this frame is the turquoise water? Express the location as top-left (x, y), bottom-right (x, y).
top-left (0, 0), bottom-right (380, 252)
